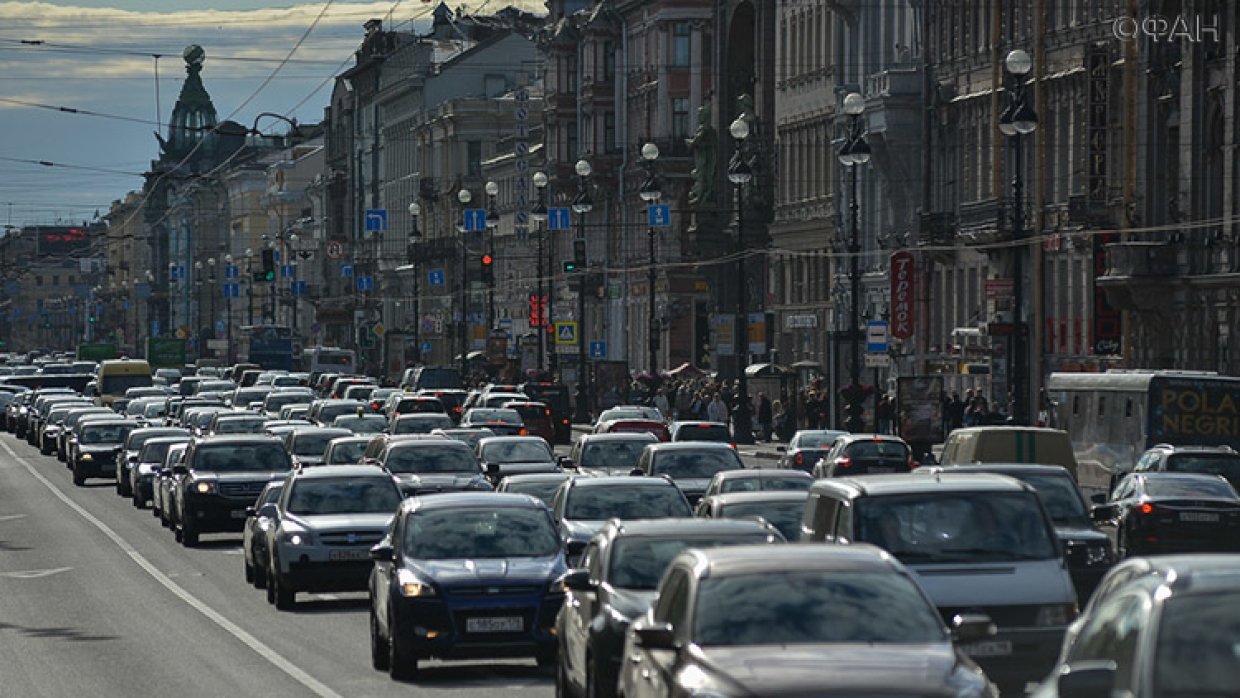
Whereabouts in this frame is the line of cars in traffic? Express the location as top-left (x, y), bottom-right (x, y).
top-left (4, 366), bottom-right (1240, 694)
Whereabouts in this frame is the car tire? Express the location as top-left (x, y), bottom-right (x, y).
top-left (1117, 526), bottom-right (1131, 558)
top-left (536, 648), bottom-right (557, 673)
top-left (370, 606), bottom-right (391, 671)
top-left (71, 465), bottom-right (85, 487)
top-left (585, 651), bottom-right (604, 698)
top-left (254, 558), bottom-right (267, 590)
top-left (272, 570), bottom-right (295, 610)
top-left (265, 565), bottom-right (277, 605)
top-left (244, 559), bottom-right (254, 584)
top-left (387, 614), bottom-right (419, 681)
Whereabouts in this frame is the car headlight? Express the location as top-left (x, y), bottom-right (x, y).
top-left (1085, 542), bottom-right (1114, 567)
top-left (677, 664), bottom-right (730, 698)
top-left (1035, 603), bottom-right (1077, 627)
top-left (397, 569), bottom-right (437, 597)
top-left (193, 481), bottom-right (217, 495)
top-left (81, 453), bottom-right (93, 461)
top-left (281, 529), bottom-right (308, 546)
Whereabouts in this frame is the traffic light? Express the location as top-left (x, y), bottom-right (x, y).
top-left (572, 238), bottom-right (587, 269)
top-left (261, 249), bottom-right (276, 281)
top-left (481, 253), bottom-right (494, 284)
top-left (562, 259), bottom-right (578, 273)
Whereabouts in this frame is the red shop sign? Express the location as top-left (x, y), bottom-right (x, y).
top-left (890, 251), bottom-right (915, 340)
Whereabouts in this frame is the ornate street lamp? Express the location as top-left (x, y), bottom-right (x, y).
top-left (531, 172), bottom-right (549, 372)
top-left (639, 142), bottom-right (662, 378)
top-left (728, 116), bottom-right (755, 445)
top-left (837, 92), bottom-right (870, 432)
top-left (571, 158), bottom-right (594, 423)
top-left (457, 188), bottom-right (472, 378)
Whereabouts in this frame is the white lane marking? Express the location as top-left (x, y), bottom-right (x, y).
top-left (0, 514), bottom-right (28, 522)
top-left (0, 566), bottom-right (72, 579)
top-left (0, 440), bottom-right (342, 698)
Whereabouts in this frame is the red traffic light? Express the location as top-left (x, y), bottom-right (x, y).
top-left (481, 254), bottom-right (493, 266)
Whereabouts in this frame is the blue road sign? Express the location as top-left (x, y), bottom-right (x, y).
top-left (281, 264), bottom-right (295, 278)
top-left (428, 269), bottom-right (445, 287)
top-left (365, 208), bottom-right (388, 232)
top-left (463, 208), bottom-right (488, 232)
top-left (357, 275), bottom-right (374, 292)
top-left (222, 283), bottom-right (239, 298)
top-left (547, 207), bottom-right (571, 231)
top-left (215, 320), bottom-right (225, 331)
top-left (866, 320), bottom-right (889, 353)
top-left (420, 341), bottom-right (433, 355)
top-left (170, 265), bottom-right (184, 280)
top-left (647, 204), bottom-right (671, 227)
top-left (340, 263), bottom-right (354, 277)
top-left (225, 265), bottom-right (239, 279)
top-left (290, 280), bottom-right (307, 296)
top-left (590, 341), bottom-right (607, 359)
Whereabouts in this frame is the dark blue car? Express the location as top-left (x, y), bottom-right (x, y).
top-left (368, 492), bottom-right (566, 680)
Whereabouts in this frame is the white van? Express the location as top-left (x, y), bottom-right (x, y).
top-left (801, 472), bottom-right (1077, 695)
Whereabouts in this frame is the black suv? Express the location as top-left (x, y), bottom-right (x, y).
top-left (174, 435), bottom-right (293, 546)
top-left (1130, 444), bottom-right (1240, 492)
top-left (519, 382), bottom-right (571, 443)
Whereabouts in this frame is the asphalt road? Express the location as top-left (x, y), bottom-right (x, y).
top-left (0, 432), bottom-right (553, 698)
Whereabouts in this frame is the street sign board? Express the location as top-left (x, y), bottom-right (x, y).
top-left (365, 208), bottom-right (388, 232)
top-left (372, 323), bottom-right (386, 337)
top-left (281, 264), bottom-right (295, 278)
top-left (647, 204), bottom-right (671, 227)
top-left (865, 353), bottom-right (892, 368)
top-left (420, 341), bottom-right (433, 355)
top-left (224, 265), bottom-right (239, 279)
top-left (428, 269), bottom-right (445, 286)
top-left (357, 275), bottom-right (374, 291)
top-left (340, 263), bottom-right (354, 277)
top-left (463, 208), bottom-right (488, 232)
top-left (326, 241), bottom-right (345, 259)
top-left (170, 265), bottom-right (184, 280)
top-left (547, 207), bottom-right (571, 231)
top-left (290, 280), bottom-right (307, 296)
top-left (590, 341), bottom-right (606, 359)
top-left (866, 320), bottom-right (889, 353)
top-left (222, 282), bottom-right (239, 298)
top-left (554, 321), bottom-right (577, 346)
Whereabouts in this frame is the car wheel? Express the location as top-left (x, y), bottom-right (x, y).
top-left (244, 558), bottom-right (254, 584)
top-left (180, 519), bottom-right (198, 547)
top-left (1117, 526), bottom-right (1131, 558)
top-left (585, 651), bottom-right (604, 698)
top-left (536, 647), bottom-right (557, 673)
top-left (273, 570), bottom-right (295, 610)
top-left (387, 620), bottom-right (419, 681)
top-left (265, 564), bottom-right (277, 605)
top-left (71, 465), bottom-right (85, 486)
top-left (370, 606), bottom-right (391, 671)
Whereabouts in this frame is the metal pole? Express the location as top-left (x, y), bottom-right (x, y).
top-left (547, 218), bottom-right (557, 377)
top-left (846, 162), bottom-right (864, 432)
top-left (573, 211), bottom-right (590, 423)
top-left (1012, 132), bottom-right (1026, 424)
top-left (536, 219), bottom-right (545, 371)
top-left (413, 252), bottom-right (421, 365)
top-left (733, 181), bottom-right (754, 444)
top-left (459, 207), bottom-right (468, 379)
top-left (648, 226), bottom-right (657, 375)
top-left (488, 227), bottom-right (496, 331)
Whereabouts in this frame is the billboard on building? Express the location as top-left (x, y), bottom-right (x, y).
top-left (35, 226), bottom-right (91, 257)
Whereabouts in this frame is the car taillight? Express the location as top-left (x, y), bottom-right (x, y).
top-left (562, 418), bottom-right (569, 425)
top-left (836, 456), bottom-right (852, 469)
top-left (794, 452), bottom-right (803, 466)
top-left (908, 454), bottom-right (918, 469)
top-left (1140, 502), bottom-right (1156, 515)
top-left (518, 427), bottom-right (529, 436)
top-left (729, 443), bottom-right (737, 450)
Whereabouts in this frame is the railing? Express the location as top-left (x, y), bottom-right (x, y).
top-left (1102, 241), bottom-right (1178, 277)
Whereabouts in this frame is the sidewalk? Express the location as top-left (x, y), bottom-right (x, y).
top-left (571, 424), bottom-right (785, 461)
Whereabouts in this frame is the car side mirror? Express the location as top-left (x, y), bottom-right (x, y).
top-left (1055, 661), bottom-right (1116, 698)
top-left (485, 462), bottom-right (500, 477)
top-left (950, 613), bottom-right (997, 644)
top-left (557, 455), bottom-right (575, 470)
top-left (1090, 504), bottom-right (1118, 524)
top-left (369, 543), bottom-right (396, 562)
top-left (1089, 492), bottom-right (1108, 505)
top-left (633, 623), bottom-right (678, 650)
top-left (630, 468), bottom-right (644, 477)
top-left (560, 569), bottom-right (595, 592)
top-left (172, 465), bottom-right (188, 476)
top-left (258, 503), bottom-right (278, 519)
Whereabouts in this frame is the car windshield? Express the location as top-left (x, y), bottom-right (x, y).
top-left (80, 424), bottom-right (132, 444)
top-left (1145, 476), bottom-right (1238, 499)
top-left (470, 409), bottom-right (521, 425)
top-left (1017, 472), bottom-right (1091, 527)
top-left (266, 393), bottom-right (311, 411)
top-left (1166, 454), bottom-right (1240, 489)
top-left (258, 484), bottom-right (284, 506)
top-left (396, 399), bottom-right (443, 413)
top-left (1154, 589), bottom-right (1240, 694)
top-left (676, 425), bottom-right (730, 442)
top-left (286, 477), bottom-right (401, 515)
top-left (333, 416), bottom-right (386, 433)
top-left (856, 492), bottom-right (1058, 563)
top-left (720, 500), bottom-right (805, 541)
top-left (719, 475), bottom-right (812, 493)
top-left (565, 485), bottom-right (690, 521)
top-left (415, 369), bottom-right (463, 390)
top-left (652, 451), bottom-right (743, 480)
top-left (580, 441), bottom-right (649, 469)
top-left (144, 403), bottom-right (166, 418)
top-left (694, 571), bottom-right (947, 646)
top-left (318, 404), bottom-right (362, 423)
top-left (403, 508), bottom-right (559, 559)
top-left (215, 418), bottom-right (266, 434)
top-left (502, 478), bottom-right (567, 505)
top-left (385, 446), bottom-right (478, 474)
top-left (796, 432), bottom-right (846, 448)
top-left (609, 535), bottom-right (771, 590)
top-left (393, 416), bottom-right (452, 434)
top-left (483, 440), bottom-right (552, 463)
top-left (293, 432), bottom-right (346, 456)
top-left (325, 441), bottom-right (367, 464)
top-left (194, 444), bottom-right (290, 472)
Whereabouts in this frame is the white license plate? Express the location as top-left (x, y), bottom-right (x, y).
top-left (328, 549), bottom-right (371, 561)
top-left (961, 640), bottom-right (1013, 657)
top-left (1181, 512), bottom-right (1220, 523)
top-left (230, 509), bottom-right (248, 519)
top-left (466, 616), bottom-right (523, 633)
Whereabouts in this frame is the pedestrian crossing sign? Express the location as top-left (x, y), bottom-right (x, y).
top-left (554, 321), bottom-right (578, 346)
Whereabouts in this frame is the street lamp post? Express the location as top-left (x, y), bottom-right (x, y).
top-left (728, 116), bottom-right (755, 445)
top-left (407, 202), bottom-right (422, 365)
top-left (457, 188), bottom-right (472, 378)
top-left (207, 257), bottom-right (217, 354)
top-left (224, 254), bottom-right (234, 365)
top-left (1000, 48), bottom-right (1038, 424)
top-left (485, 180), bottom-right (499, 331)
top-left (244, 248), bottom-right (255, 326)
top-left (639, 142), bottom-right (662, 376)
top-left (837, 92), bottom-right (871, 433)
top-left (531, 172), bottom-right (549, 372)
top-left (571, 158), bottom-right (594, 424)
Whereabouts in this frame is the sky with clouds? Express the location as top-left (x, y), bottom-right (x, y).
top-left (0, 0), bottom-right (539, 229)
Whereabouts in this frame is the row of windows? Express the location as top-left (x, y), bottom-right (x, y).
top-left (778, 3), bottom-right (832, 82)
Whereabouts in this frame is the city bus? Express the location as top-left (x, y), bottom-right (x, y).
top-left (306, 346), bottom-right (357, 382)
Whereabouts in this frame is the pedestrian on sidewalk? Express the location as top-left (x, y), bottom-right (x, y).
top-left (707, 392), bottom-right (728, 424)
top-left (756, 392), bottom-right (773, 441)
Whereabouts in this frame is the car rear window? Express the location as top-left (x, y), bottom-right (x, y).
top-left (194, 444), bottom-right (291, 472)
top-left (844, 440), bottom-right (909, 460)
top-left (1166, 454), bottom-right (1240, 488)
top-left (509, 404), bottom-right (549, 421)
top-left (675, 425), bottom-right (731, 442)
